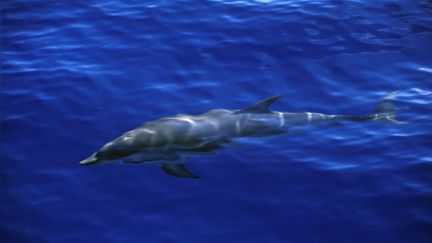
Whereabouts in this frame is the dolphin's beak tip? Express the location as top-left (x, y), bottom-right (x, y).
top-left (79, 160), bottom-right (92, 165)
top-left (79, 160), bottom-right (89, 165)
top-left (79, 154), bottom-right (98, 165)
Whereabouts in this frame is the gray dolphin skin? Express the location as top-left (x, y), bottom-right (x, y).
top-left (80, 92), bottom-right (404, 178)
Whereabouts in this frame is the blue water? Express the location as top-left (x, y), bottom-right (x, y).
top-left (1, 0), bottom-right (432, 242)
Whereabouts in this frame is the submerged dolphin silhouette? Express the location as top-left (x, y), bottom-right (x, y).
top-left (80, 92), bottom-right (404, 178)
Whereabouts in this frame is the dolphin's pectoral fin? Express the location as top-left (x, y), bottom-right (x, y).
top-left (235, 95), bottom-right (280, 114)
top-left (160, 163), bottom-right (200, 179)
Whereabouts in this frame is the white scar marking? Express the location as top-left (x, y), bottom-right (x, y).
top-left (164, 132), bottom-right (173, 144)
top-left (277, 112), bottom-right (285, 127)
top-left (150, 133), bottom-right (156, 146)
top-left (174, 117), bottom-right (196, 126)
top-left (306, 112), bottom-right (312, 123)
top-left (235, 120), bottom-right (241, 135)
top-left (142, 128), bottom-right (155, 134)
top-left (208, 120), bottom-right (220, 130)
top-left (141, 128), bottom-right (157, 145)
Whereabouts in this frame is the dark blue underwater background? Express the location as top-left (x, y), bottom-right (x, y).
top-left (1, 0), bottom-right (432, 242)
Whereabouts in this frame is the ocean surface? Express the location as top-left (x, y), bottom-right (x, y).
top-left (1, 0), bottom-right (432, 242)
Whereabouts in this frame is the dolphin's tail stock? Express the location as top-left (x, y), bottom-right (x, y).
top-left (369, 91), bottom-right (406, 124)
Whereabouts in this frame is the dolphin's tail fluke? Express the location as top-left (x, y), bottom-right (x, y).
top-left (370, 91), bottom-right (406, 124)
top-left (334, 91), bottom-right (406, 124)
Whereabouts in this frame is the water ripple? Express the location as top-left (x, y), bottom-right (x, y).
top-left (2, 0), bottom-right (432, 242)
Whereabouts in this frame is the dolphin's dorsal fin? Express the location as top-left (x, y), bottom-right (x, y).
top-left (160, 163), bottom-right (200, 179)
top-left (235, 95), bottom-right (281, 114)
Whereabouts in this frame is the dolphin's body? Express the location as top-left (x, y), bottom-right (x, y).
top-left (80, 92), bottom-right (403, 178)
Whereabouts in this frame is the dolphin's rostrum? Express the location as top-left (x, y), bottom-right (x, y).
top-left (80, 92), bottom-right (404, 178)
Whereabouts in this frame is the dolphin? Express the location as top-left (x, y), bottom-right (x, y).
top-left (80, 91), bottom-right (404, 178)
